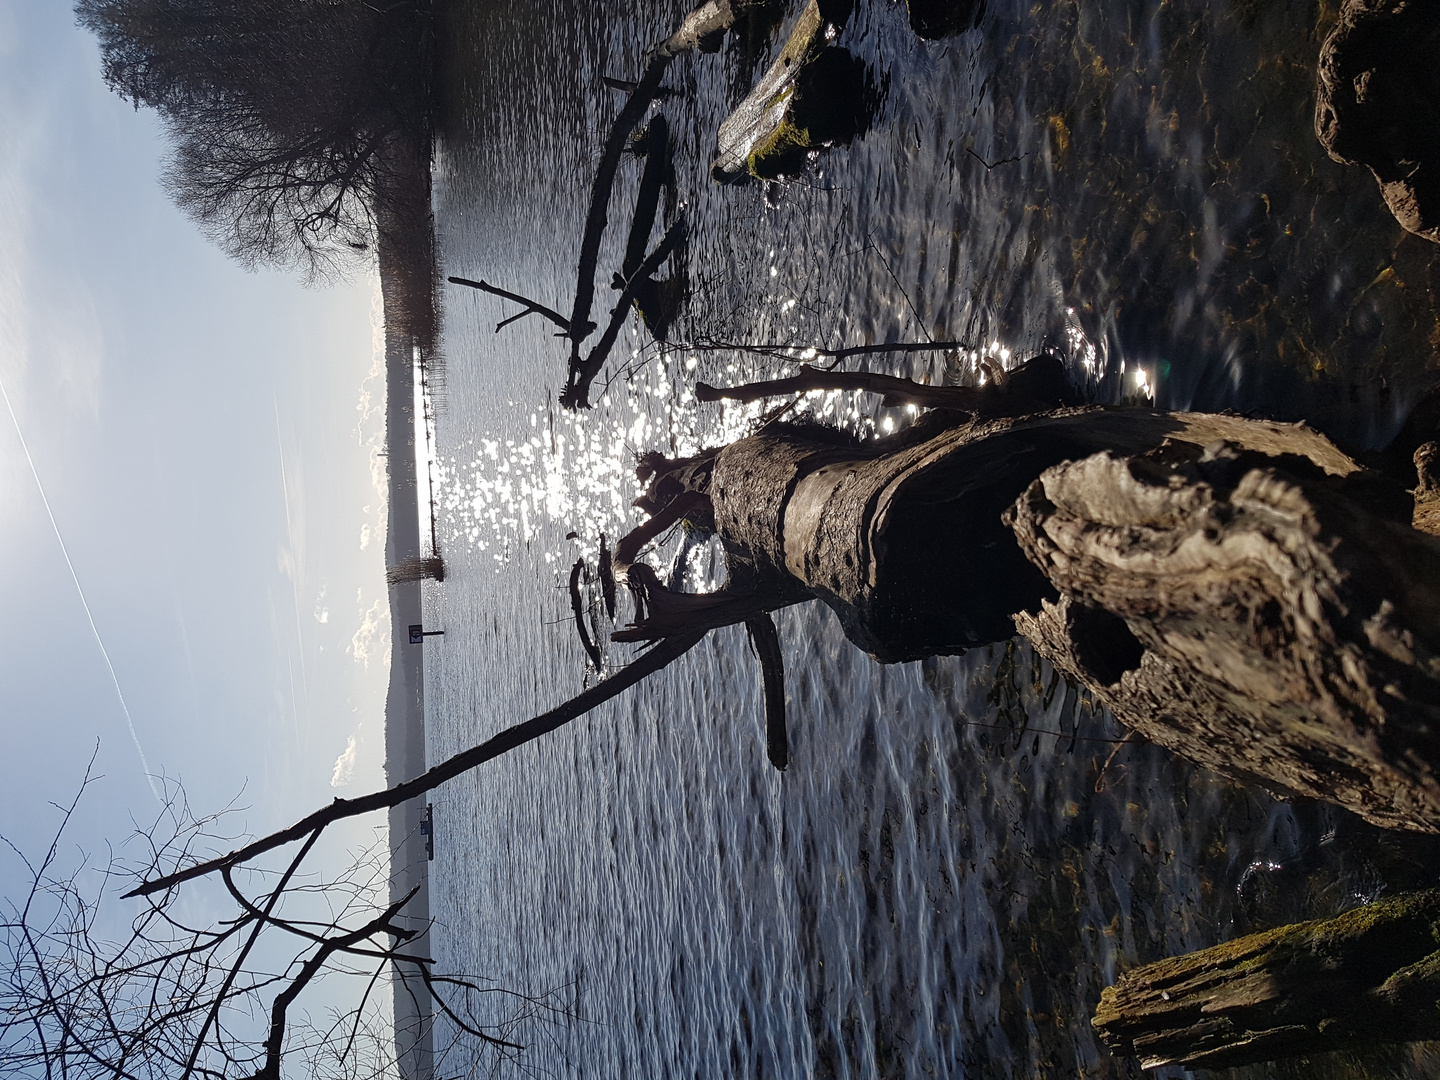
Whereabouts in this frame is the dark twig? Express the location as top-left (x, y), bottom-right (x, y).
top-left (447, 277), bottom-right (570, 335)
top-left (569, 559), bottom-right (603, 669)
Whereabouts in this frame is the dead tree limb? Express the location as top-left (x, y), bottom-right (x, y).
top-left (696, 353), bottom-right (1078, 415)
top-left (622, 115), bottom-right (670, 282)
top-left (128, 631), bottom-right (707, 898)
top-left (566, 1), bottom-right (736, 367)
top-left (697, 364), bottom-right (987, 409)
top-left (566, 219), bottom-right (687, 407)
top-left (447, 277), bottom-right (571, 335)
top-left (568, 559), bottom-right (602, 669)
top-left (681, 337), bottom-right (973, 363)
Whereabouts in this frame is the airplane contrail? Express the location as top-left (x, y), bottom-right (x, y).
top-left (0, 374), bottom-right (162, 803)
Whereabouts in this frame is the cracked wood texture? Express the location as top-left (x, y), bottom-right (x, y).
top-left (709, 407), bottom-right (1369, 661)
top-left (1092, 891), bottom-right (1440, 1069)
top-left (1008, 439), bottom-right (1440, 833)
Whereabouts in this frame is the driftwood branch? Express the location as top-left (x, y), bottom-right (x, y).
top-left (568, 559), bottom-right (602, 669)
top-left (128, 631), bottom-right (708, 897)
top-left (696, 354), bottom-right (1078, 414)
top-left (680, 337), bottom-right (972, 363)
top-left (447, 277), bottom-right (571, 335)
top-left (697, 364), bottom-right (986, 409)
top-left (622, 115), bottom-right (669, 282)
top-left (566, 219), bottom-right (687, 407)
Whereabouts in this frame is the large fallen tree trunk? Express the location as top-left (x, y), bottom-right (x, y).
top-left (1008, 442), bottom-right (1440, 833)
top-left (1091, 891), bottom-right (1440, 1069)
top-left (624, 363), bottom-right (1440, 829)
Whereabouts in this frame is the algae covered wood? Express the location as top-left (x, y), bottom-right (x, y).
top-left (1006, 440), bottom-right (1440, 833)
top-left (710, 0), bottom-right (874, 182)
top-left (1092, 891), bottom-right (1440, 1069)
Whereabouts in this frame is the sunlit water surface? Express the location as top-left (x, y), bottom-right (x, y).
top-left (421, 1), bottom-right (1440, 1076)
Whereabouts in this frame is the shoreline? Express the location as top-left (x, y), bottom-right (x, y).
top-left (377, 152), bottom-right (439, 1078)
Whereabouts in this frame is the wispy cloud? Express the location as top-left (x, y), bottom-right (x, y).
top-left (329, 734), bottom-right (358, 787)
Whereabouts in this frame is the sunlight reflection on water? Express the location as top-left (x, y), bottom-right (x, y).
top-left (419, 0), bottom-right (1440, 1077)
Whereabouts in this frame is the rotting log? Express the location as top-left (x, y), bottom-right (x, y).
top-left (707, 405), bottom-right (1372, 661)
top-left (1092, 891), bottom-right (1440, 1069)
top-left (1007, 441), bottom-right (1440, 833)
top-left (1415, 440), bottom-right (1440, 535)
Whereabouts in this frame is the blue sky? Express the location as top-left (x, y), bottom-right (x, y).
top-left (0, 0), bottom-right (394, 875)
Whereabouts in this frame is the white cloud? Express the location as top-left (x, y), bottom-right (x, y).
top-left (359, 522), bottom-right (370, 550)
top-left (329, 735), bottom-right (357, 787)
top-left (349, 594), bottom-right (387, 670)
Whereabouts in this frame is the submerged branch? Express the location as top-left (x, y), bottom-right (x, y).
top-left (566, 220), bottom-right (687, 407)
top-left (563, 0), bottom-right (739, 401)
top-left (681, 338), bottom-right (973, 364)
top-left (569, 559), bottom-right (602, 669)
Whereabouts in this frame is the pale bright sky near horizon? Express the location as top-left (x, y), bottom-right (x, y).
top-left (0, 0), bottom-right (395, 877)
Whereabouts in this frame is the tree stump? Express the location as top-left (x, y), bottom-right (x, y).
top-left (1092, 891), bottom-right (1440, 1069)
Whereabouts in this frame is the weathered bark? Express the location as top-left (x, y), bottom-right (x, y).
top-left (668, 367), bottom-right (1440, 826)
top-left (1007, 441), bottom-right (1440, 833)
top-left (707, 406), bottom-right (1366, 662)
top-left (1416, 440), bottom-right (1440, 535)
top-left (1315, 0), bottom-right (1440, 242)
top-left (1092, 891), bottom-right (1440, 1069)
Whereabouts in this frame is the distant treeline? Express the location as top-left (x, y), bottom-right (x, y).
top-left (78, 0), bottom-right (439, 280)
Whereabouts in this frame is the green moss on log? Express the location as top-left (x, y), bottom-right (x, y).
top-left (1092, 891), bottom-right (1440, 1069)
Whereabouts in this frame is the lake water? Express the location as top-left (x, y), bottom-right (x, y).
top-left (419, 1), bottom-right (1440, 1076)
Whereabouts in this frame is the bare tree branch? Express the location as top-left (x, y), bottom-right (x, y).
top-left (129, 631), bottom-right (708, 898)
